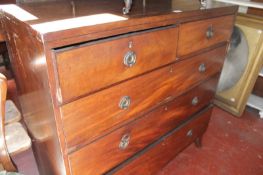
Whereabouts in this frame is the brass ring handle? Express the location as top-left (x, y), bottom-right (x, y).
top-left (119, 134), bottom-right (130, 150)
top-left (199, 63), bottom-right (206, 73)
top-left (123, 51), bottom-right (136, 67)
top-left (187, 129), bottom-right (193, 137)
top-left (206, 25), bottom-right (214, 39)
top-left (119, 96), bottom-right (131, 110)
top-left (192, 97), bottom-right (199, 106)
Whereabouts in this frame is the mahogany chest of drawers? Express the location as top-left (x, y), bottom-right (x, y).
top-left (0, 0), bottom-right (237, 174)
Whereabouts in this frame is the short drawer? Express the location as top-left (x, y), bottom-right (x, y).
top-left (61, 45), bottom-right (226, 150)
top-left (109, 107), bottom-right (213, 175)
top-left (177, 15), bottom-right (234, 56)
top-left (55, 26), bottom-right (178, 103)
top-left (68, 77), bottom-right (217, 175)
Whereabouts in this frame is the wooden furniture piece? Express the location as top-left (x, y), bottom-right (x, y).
top-left (0, 0), bottom-right (237, 174)
top-left (0, 73), bottom-right (15, 171)
top-left (0, 1), bottom-right (13, 80)
top-left (248, 0), bottom-right (263, 16)
top-left (0, 13), bottom-right (7, 69)
top-left (5, 100), bottom-right (20, 124)
top-left (0, 73), bottom-right (31, 173)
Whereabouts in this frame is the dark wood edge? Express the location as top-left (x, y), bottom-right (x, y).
top-left (43, 46), bottom-right (72, 175)
top-left (54, 24), bottom-right (178, 53)
top-left (44, 6), bottom-right (238, 48)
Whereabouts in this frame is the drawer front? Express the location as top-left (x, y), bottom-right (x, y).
top-left (109, 107), bottom-right (213, 175)
top-left (177, 15), bottom-right (234, 56)
top-left (61, 45), bottom-right (226, 150)
top-left (55, 26), bottom-right (178, 103)
top-left (68, 77), bottom-right (217, 175)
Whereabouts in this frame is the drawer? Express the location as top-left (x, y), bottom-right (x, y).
top-left (68, 77), bottom-right (217, 175)
top-left (61, 45), bottom-right (226, 150)
top-left (55, 26), bottom-right (178, 103)
top-left (177, 15), bottom-right (234, 56)
top-left (108, 107), bottom-right (213, 175)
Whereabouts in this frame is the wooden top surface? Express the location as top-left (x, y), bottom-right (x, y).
top-left (0, 0), bottom-right (238, 46)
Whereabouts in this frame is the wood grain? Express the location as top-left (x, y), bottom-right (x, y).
top-left (7, 0), bottom-right (237, 46)
top-left (177, 15), bottom-right (234, 56)
top-left (1, 12), bottom-right (68, 175)
top-left (109, 107), bottom-right (213, 175)
top-left (61, 45), bottom-right (227, 151)
top-left (55, 26), bottom-right (178, 103)
top-left (68, 76), bottom-right (218, 175)
top-left (0, 1), bottom-right (237, 174)
top-left (247, 0), bottom-right (263, 16)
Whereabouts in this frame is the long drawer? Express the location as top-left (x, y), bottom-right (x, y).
top-left (61, 45), bottom-right (226, 150)
top-left (108, 107), bottom-right (213, 175)
top-left (177, 15), bottom-right (234, 56)
top-left (55, 26), bottom-right (178, 103)
top-left (68, 76), bottom-right (218, 175)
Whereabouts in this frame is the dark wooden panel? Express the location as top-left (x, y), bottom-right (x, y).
top-left (61, 45), bottom-right (227, 151)
top-left (253, 75), bottom-right (263, 97)
top-left (177, 15), bottom-right (234, 56)
top-left (0, 0), bottom-right (16, 4)
top-left (55, 26), bottom-right (178, 103)
top-left (68, 76), bottom-right (218, 175)
top-left (247, 0), bottom-right (263, 17)
top-left (248, 7), bottom-right (263, 17)
top-left (1, 9), bottom-right (68, 175)
top-left (109, 107), bottom-right (213, 175)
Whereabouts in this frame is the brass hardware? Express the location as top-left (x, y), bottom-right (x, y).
top-left (119, 96), bottom-right (131, 109)
top-left (199, 63), bottom-right (206, 72)
top-left (187, 129), bottom-right (193, 137)
top-left (119, 134), bottom-right (130, 150)
top-left (123, 51), bottom-right (136, 67)
top-left (123, 0), bottom-right (133, 15)
top-left (206, 25), bottom-right (214, 39)
top-left (192, 97), bottom-right (199, 106)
